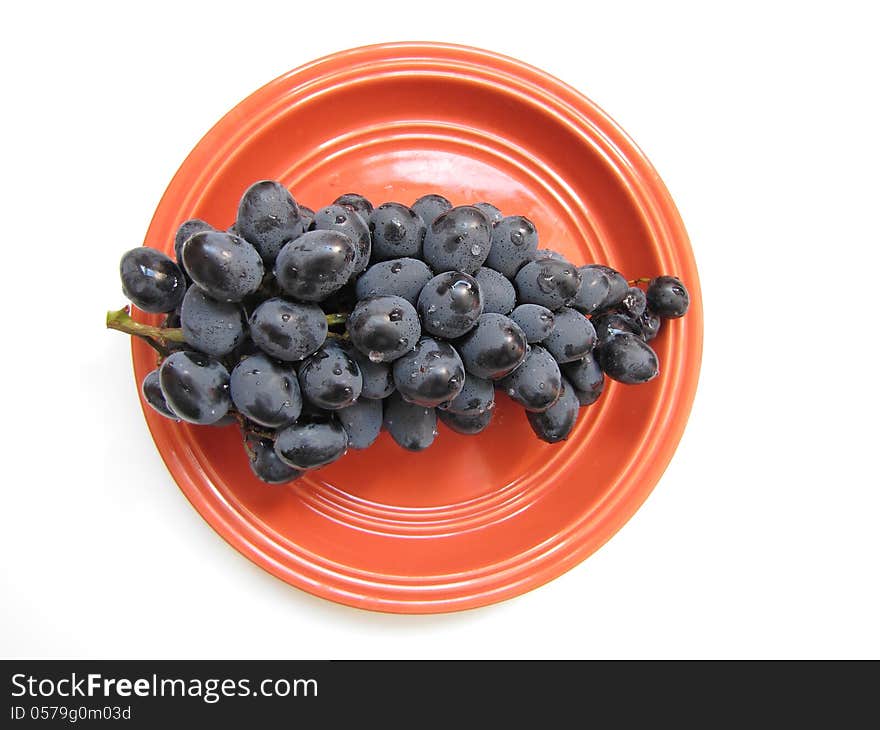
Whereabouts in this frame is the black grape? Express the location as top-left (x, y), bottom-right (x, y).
top-left (514, 258), bottom-right (582, 310)
top-left (368, 202), bottom-right (426, 261)
top-left (355, 257), bottom-right (433, 306)
top-left (333, 193), bottom-right (373, 223)
top-left (646, 276), bottom-right (690, 318)
top-left (562, 352), bottom-right (605, 406)
top-left (474, 267), bottom-right (516, 315)
top-left (383, 391), bottom-right (437, 451)
top-left (597, 333), bottom-right (659, 384)
top-left (526, 376), bottom-right (580, 443)
top-left (542, 307), bottom-right (597, 364)
top-left (456, 313), bottom-right (528, 380)
top-left (237, 180), bottom-right (304, 263)
top-left (275, 229), bottom-right (357, 302)
top-left (120, 247), bottom-right (187, 313)
top-left (141, 369), bottom-right (178, 419)
top-left (173, 219), bottom-right (213, 266)
top-left (311, 204), bottom-right (371, 275)
top-left (392, 337), bottom-right (465, 407)
top-left (249, 298), bottom-right (327, 361)
top-left (229, 353), bottom-right (302, 428)
top-left (422, 206), bottom-right (491, 274)
top-left (298, 339), bottom-right (363, 410)
top-left (245, 434), bottom-right (303, 484)
top-left (510, 303), bottom-right (554, 343)
top-left (439, 373), bottom-right (494, 416)
top-left (346, 295), bottom-right (421, 363)
top-left (337, 398), bottom-right (383, 450)
top-left (412, 194), bottom-right (452, 228)
top-left (417, 271), bottom-right (483, 339)
top-left (181, 231), bottom-right (264, 302)
top-left (485, 215), bottom-right (538, 278)
top-left (180, 286), bottom-right (244, 357)
top-left (274, 415), bottom-right (348, 470)
top-left (159, 351), bottom-right (231, 425)
top-left (498, 345), bottom-right (562, 412)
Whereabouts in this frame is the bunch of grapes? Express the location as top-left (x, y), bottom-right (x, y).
top-left (111, 181), bottom-right (690, 485)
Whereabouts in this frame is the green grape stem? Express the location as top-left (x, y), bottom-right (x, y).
top-left (105, 306), bottom-right (185, 357)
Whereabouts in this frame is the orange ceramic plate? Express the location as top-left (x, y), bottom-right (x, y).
top-left (134, 43), bottom-right (703, 613)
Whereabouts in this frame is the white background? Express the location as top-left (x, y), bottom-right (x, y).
top-left (2, 0), bottom-right (878, 659)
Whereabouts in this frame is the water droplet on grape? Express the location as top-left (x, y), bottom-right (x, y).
top-left (335, 214), bottom-right (346, 224)
top-left (389, 308), bottom-right (403, 322)
top-left (427, 305), bottom-right (436, 314)
top-left (390, 262), bottom-right (403, 274)
top-left (470, 244), bottom-right (481, 256)
top-left (507, 388), bottom-right (516, 397)
top-left (281, 313), bottom-right (291, 322)
top-left (368, 351), bottom-right (383, 363)
top-left (538, 382), bottom-right (545, 390)
top-left (511, 231), bottom-right (524, 245)
top-left (333, 365), bottom-right (343, 375)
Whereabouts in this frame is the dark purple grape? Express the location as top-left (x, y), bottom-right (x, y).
top-left (180, 286), bottom-right (244, 357)
top-left (249, 298), bottom-right (327, 362)
top-left (542, 307), bottom-right (597, 364)
top-left (334, 193), bottom-right (373, 223)
top-left (571, 266), bottom-right (611, 315)
top-left (181, 231), bottom-right (264, 302)
top-left (368, 202), bottom-right (426, 261)
top-left (510, 304), bottom-right (554, 343)
top-left (456, 313), bottom-right (528, 380)
top-left (514, 258), bottom-right (582, 310)
top-left (639, 309), bottom-right (662, 341)
top-left (298, 205), bottom-right (315, 230)
top-left (474, 267), bottom-right (516, 315)
top-left (230, 353), bottom-right (301, 428)
top-left (298, 340), bottom-right (362, 410)
top-left (310, 204), bottom-right (371, 275)
top-left (438, 408), bottom-right (493, 435)
top-left (562, 352), bottom-right (605, 406)
top-left (620, 287), bottom-right (648, 319)
top-left (592, 312), bottom-right (643, 344)
top-left (438, 373), bottom-right (494, 416)
top-left (646, 276), bottom-right (690, 318)
top-left (344, 344), bottom-right (395, 400)
top-left (274, 230), bottom-right (357, 302)
top-left (141, 369), bottom-right (178, 419)
top-left (346, 295), bottom-right (421, 363)
top-left (412, 194), bottom-right (452, 228)
top-left (485, 216), bottom-right (538, 278)
top-left (355, 258), bottom-right (433, 306)
top-left (337, 398), bottom-right (383, 449)
top-left (498, 345), bottom-right (562, 412)
top-left (597, 333), bottom-right (659, 384)
top-left (585, 264), bottom-right (627, 311)
top-left (422, 206), bottom-right (491, 275)
top-left (473, 201), bottom-right (503, 224)
top-left (173, 219), bottom-right (214, 266)
top-left (526, 376), bottom-right (580, 443)
top-left (236, 180), bottom-right (303, 264)
top-left (245, 434), bottom-right (303, 485)
top-left (417, 271), bottom-right (483, 339)
top-left (159, 351), bottom-right (231, 425)
top-left (383, 391), bottom-right (437, 452)
top-left (392, 337), bottom-right (465, 408)
top-left (274, 415), bottom-right (348, 470)
top-left (120, 247), bottom-right (187, 313)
